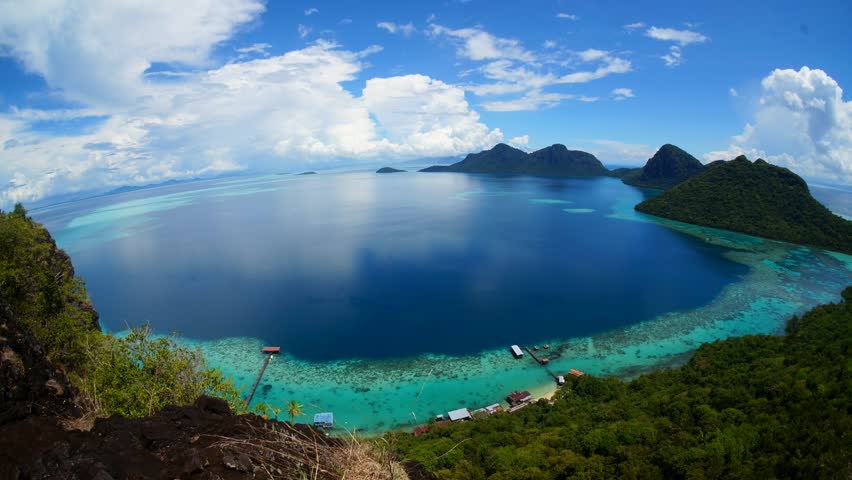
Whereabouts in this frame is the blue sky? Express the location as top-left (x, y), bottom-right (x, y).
top-left (0, 0), bottom-right (850, 205)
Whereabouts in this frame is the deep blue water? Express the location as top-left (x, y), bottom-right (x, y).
top-left (35, 172), bottom-right (748, 361)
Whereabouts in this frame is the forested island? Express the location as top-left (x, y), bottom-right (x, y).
top-left (377, 167), bottom-right (406, 173)
top-left (420, 143), bottom-right (610, 177)
top-left (636, 155), bottom-right (852, 255)
top-left (419, 141), bottom-right (851, 255)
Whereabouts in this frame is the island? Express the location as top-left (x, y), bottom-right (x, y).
top-left (419, 143), bottom-right (610, 177)
top-left (418, 165), bottom-right (454, 172)
top-left (608, 167), bottom-right (641, 178)
top-left (296, 171), bottom-right (317, 175)
top-left (635, 155), bottom-right (852, 254)
top-left (376, 167), bottom-right (406, 173)
top-left (622, 144), bottom-right (706, 190)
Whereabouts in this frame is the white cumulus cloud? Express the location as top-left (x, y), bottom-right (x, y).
top-left (661, 46), bottom-right (683, 67)
top-left (508, 135), bottom-right (530, 150)
top-left (428, 24), bottom-right (631, 111)
top-left (611, 88), bottom-right (635, 100)
top-left (480, 89), bottom-right (597, 112)
top-left (377, 22), bottom-right (416, 36)
top-left (0, 0), bottom-right (266, 106)
top-left (0, 4), bottom-right (504, 206)
top-left (705, 67), bottom-right (852, 185)
top-left (556, 13), bottom-right (578, 20)
top-left (646, 26), bottom-right (708, 67)
top-left (645, 26), bottom-right (708, 45)
top-left (428, 24), bottom-right (535, 62)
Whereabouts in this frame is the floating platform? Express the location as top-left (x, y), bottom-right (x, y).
top-left (510, 345), bottom-right (524, 358)
top-left (262, 346), bottom-right (281, 354)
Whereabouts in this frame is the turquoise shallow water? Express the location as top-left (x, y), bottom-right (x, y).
top-left (33, 172), bottom-right (851, 434)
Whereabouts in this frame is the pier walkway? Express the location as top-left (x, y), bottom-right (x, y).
top-left (244, 354), bottom-right (274, 411)
top-left (524, 346), bottom-right (559, 381)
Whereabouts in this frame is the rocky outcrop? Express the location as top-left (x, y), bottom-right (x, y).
top-left (0, 300), bottom-right (78, 426)
top-left (0, 392), bottom-right (429, 479)
top-left (622, 144), bottom-right (706, 190)
top-left (0, 396), bottom-right (329, 479)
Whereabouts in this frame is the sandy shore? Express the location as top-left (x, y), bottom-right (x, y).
top-left (527, 381), bottom-right (559, 402)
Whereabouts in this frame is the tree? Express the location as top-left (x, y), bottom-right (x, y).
top-left (287, 400), bottom-right (304, 424)
top-left (11, 203), bottom-right (27, 218)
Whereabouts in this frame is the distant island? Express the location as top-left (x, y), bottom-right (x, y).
top-left (106, 178), bottom-right (199, 195)
top-left (622, 144), bottom-right (707, 190)
top-left (636, 155), bottom-right (852, 254)
top-left (296, 171), bottom-right (317, 175)
top-left (419, 165), bottom-right (453, 172)
top-left (420, 143), bottom-right (610, 177)
top-left (376, 167), bottom-right (406, 173)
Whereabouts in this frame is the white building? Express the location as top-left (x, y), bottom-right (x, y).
top-left (447, 408), bottom-right (472, 422)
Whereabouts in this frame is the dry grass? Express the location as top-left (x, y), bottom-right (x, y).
top-left (206, 422), bottom-right (409, 480)
top-left (333, 432), bottom-right (409, 480)
top-left (58, 388), bottom-right (98, 431)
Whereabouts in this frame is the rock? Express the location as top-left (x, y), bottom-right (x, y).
top-left (45, 378), bottom-right (64, 396)
top-left (0, 300), bottom-right (78, 425)
top-left (222, 453), bottom-right (253, 473)
top-left (194, 395), bottom-right (231, 415)
top-left (142, 421), bottom-right (177, 442)
top-left (182, 450), bottom-right (205, 474)
top-left (91, 470), bottom-right (115, 480)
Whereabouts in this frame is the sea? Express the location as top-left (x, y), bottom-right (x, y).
top-left (32, 170), bottom-right (852, 433)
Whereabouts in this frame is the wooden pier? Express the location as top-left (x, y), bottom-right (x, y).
top-left (244, 347), bottom-right (281, 411)
top-left (524, 346), bottom-right (559, 381)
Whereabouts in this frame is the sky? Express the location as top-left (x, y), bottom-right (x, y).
top-left (0, 0), bottom-right (851, 206)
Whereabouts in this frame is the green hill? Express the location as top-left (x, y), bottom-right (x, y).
top-left (420, 143), bottom-right (610, 177)
top-left (623, 144), bottom-right (706, 189)
top-left (393, 287), bottom-right (852, 479)
top-left (635, 156), bottom-right (852, 254)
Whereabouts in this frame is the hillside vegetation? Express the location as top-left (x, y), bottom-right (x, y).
top-left (636, 156), bottom-right (852, 254)
top-left (392, 287), bottom-right (852, 479)
top-left (0, 205), bottom-right (244, 419)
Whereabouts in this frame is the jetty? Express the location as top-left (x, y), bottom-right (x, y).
top-left (524, 346), bottom-right (559, 381)
top-left (244, 346), bottom-right (281, 411)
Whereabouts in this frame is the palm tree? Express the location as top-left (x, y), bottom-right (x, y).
top-left (287, 400), bottom-right (304, 424)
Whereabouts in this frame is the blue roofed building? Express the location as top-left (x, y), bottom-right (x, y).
top-left (314, 412), bottom-right (334, 429)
